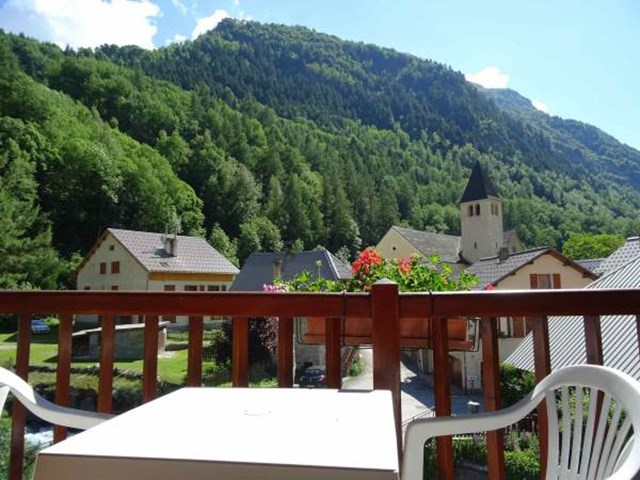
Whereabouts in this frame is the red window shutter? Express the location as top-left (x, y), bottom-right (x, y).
top-left (529, 274), bottom-right (538, 289)
top-left (553, 273), bottom-right (561, 289)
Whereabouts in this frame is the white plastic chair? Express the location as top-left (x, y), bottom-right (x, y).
top-left (402, 365), bottom-right (640, 480)
top-left (0, 366), bottom-right (113, 430)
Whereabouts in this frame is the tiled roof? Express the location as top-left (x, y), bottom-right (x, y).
top-left (230, 250), bottom-right (352, 291)
top-left (108, 228), bottom-right (239, 274)
top-left (391, 226), bottom-right (461, 264)
top-left (460, 161), bottom-right (498, 203)
top-left (505, 255), bottom-right (640, 381)
top-left (575, 258), bottom-right (605, 275)
top-left (465, 247), bottom-right (550, 290)
top-left (593, 237), bottom-right (640, 275)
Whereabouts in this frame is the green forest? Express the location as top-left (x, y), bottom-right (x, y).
top-left (1, 20), bottom-right (640, 289)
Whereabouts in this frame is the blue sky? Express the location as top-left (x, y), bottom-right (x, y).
top-left (1, 0), bottom-right (639, 150)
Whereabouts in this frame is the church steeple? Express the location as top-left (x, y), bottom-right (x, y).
top-left (460, 162), bottom-right (503, 263)
top-left (460, 161), bottom-right (498, 203)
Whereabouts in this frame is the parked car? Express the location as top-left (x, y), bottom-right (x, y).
top-left (31, 318), bottom-right (50, 334)
top-left (299, 366), bottom-right (326, 388)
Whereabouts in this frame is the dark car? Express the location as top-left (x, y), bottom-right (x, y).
top-left (299, 367), bottom-right (326, 388)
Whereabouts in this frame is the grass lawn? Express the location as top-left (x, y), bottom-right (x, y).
top-left (0, 328), bottom-right (190, 385)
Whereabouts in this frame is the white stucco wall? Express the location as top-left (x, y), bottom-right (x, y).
top-left (496, 253), bottom-right (593, 290)
top-left (76, 233), bottom-right (148, 291)
top-left (460, 197), bottom-right (503, 264)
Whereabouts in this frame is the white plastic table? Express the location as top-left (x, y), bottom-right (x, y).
top-left (33, 388), bottom-right (400, 479)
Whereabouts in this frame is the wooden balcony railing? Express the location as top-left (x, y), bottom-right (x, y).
top-left (2, 284), bottom-right (640, 480)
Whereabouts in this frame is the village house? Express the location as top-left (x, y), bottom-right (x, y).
top-left (231, 250), bottom-right (352, 376)
top-left (75, 228), bottom-right (239, 326)
top-left (507, 237), bottom-right (640, 381)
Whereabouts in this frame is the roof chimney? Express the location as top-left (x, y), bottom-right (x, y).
top-left (498, 246), bottom-right (509, 263)
top-left (164, 234), bottom-right (178, 257)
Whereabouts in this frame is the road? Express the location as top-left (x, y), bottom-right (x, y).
top-left (342, 348), bottom-right (483, 422)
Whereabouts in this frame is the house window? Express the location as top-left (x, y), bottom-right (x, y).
top-left (99, 262), bottom-right (106, 274)
top-left (530, 274), bottom-right (561, 289)
top-left (199, 285), bottom-right (206, 291)
top-left (221, 285), bottom-right (227, 292)
top-left (184, 285), bottom-right (198, 292)
top-left (111, 261), bottom-right (120, 274)
top-left (475, 204), bottom-right (480, 215)
top-left (208, 285), bottom-right (220, 292)
top-left (109, 245), bottom-right (115, 251)
top-left (84, 286), bottom-right (91, 290)
top-left (111, 286), bottom-right (119, 291)
top-left (468, 205), bottom-right (474, 217)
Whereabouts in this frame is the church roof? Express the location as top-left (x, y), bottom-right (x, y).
top-left (460, 162), bottom-right (499, 203)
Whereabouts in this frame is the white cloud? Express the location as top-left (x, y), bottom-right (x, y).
top-left (191, 8), bottom-right (251, 39)
top-left (465, 66), bottom-right (509, 89)
top-left (532, 99), bottom-right (549, 114)
top-left (233, 0), bottom-right (240, 5)
top-left (171, 0), bottom-right (187, 15)
top-left (192, 8), bottom-right (230, 38)
top-left (0, 0), bottom-right (161, 49)
top-left (165, 33), bottom-right (187, 45)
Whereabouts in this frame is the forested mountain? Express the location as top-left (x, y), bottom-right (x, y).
top-left (1, 21), bottom-right (640, 289)
top-left (480, 87), bottom-right (640, 188)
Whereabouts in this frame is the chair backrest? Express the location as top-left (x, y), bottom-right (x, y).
top-left (0, 367), bottom-right (112, 430)
top-left (402, 365), bottom-right (640, 480)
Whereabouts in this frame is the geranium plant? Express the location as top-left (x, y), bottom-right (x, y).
top-left (274, 247), bottom-right (477, 293)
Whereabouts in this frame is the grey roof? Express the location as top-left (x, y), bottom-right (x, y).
top-left (576, 258), bottom-right (605, 275)
top-left (505, 255), bottom-right (640, 381)
top-left (465, 247), bottom-right (551, 290)
top-left (391, 226), bottom-right (461, 264)
top-left (230, 250), bottom-right (351, 291)
top-left (593, 237), bottom-right (640, 275)
top-left (107, 228), bottom-right (239, 274)
top-left (460, 161), bottom-right (498, 203)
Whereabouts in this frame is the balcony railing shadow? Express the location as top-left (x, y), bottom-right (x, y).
top-left (1, 283), bottom-right (639, 480)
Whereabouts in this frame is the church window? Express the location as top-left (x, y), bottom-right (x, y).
top-left (475, 204), bottom-right (480, 215)
top-left (468, 205), bottom-right (474, 217)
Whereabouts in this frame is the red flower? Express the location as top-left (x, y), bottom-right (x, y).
top-left (398, 258), bottom-right (411, 275)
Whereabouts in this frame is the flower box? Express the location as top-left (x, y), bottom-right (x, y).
top-left (302, 316), bottom-right (473, 351)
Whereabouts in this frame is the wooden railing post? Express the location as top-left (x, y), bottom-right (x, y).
top-left (232, 317), bottom-right (249, 387)
top-left (142, 316), bottom-right (159, 402)
top-left (97, 314), bottom-right (115, 413)
top-left (9, 314), bottom-right (31, 480)
top-left (583, 315), bottom-right (604, 365)
top-left (187, 316), bottom-right (204, 386)
top-left (325, 317), bottom-right (342, 389)
top-left (432, 316), bottom-right (454, 480)
top-left (481, 317), bottom-right (505, 480)
top-left (54, 314), bottom-right (73, 443)
top-left (278, 317), bottom-right (294, 387)
top-left (529, 316), bottom-right (551, 475)
top-left (371, 280), bottom-right (402, 460)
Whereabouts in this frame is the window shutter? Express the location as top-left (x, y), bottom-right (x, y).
top-left (553, 273), bottom-right (561, 289)
top-left (529, 274), bottom-right (538, 289)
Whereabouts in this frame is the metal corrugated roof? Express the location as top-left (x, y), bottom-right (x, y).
top-left (108, 228), bottom-right (239, 275)
top-left (230, 250), bottom-right (351, 291)
top-left (505, 255), bottom-right (640, 380)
